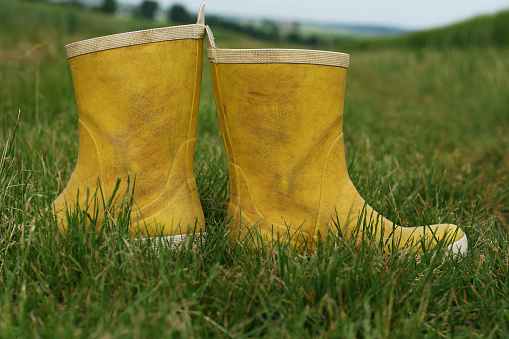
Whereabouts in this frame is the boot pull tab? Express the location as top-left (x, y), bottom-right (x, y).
top-left (206, 26), bottom-right (216, 49)
top-left (206, 25), bottom-right (216, 61)
top-left (197, 3), bottom-right (205, 25)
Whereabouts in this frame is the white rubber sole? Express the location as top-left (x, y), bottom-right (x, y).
top-left (447, 233), bottom-right (468, 258)
top-left (139, 232), bottom-right (206, 250)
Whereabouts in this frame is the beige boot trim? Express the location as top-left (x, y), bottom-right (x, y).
top-left (205, 26), bottom-right (349, 68)
top-left (66, 24), bottom-right (206, 59)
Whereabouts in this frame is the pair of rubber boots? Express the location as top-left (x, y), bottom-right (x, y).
top-left (53, 5), bottom-right (468, 256)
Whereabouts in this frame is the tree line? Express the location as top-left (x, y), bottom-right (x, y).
top-left (52, 0), bottom-right (334, 47)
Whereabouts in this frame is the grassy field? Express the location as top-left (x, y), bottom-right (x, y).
top-left (1, 0), bottom-right (509, 337)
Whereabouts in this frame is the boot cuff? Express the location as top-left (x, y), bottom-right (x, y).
top-left (65, 24), bottom-right (206, 59)
top-left (205, 26), bottom-right (349, 68)
top-left (208, 48), bottom-right (349, 68)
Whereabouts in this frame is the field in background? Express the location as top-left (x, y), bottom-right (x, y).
top-left (1, 0), bottom-right (508, 337)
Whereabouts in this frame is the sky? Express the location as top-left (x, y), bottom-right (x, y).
top-left (126, 0), bottom-right (509, 30)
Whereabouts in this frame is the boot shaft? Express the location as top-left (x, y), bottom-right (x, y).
top-left (52, 18), bottom-right (207, 236)
top-left (66, 25), bottom-right (205, 203)
top-left (208, 31), bottom-right (350, 234)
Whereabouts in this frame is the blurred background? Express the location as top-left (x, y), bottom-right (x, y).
top-left (46, 0), bottom-right (509, 28)
top-left (12, 0), bottom-right (508, 48)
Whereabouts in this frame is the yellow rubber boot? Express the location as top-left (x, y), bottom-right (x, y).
top-left (52, 7), bottom-right (207, 240)
top-left (206, 27), bottom-right (467, 256)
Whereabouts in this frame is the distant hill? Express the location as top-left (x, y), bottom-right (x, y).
top-left (401, 9), bottom-right (509, 48)
top-left (342, 9), bottom-right (509, 49)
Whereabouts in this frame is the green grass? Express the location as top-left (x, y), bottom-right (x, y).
top-left (1, 0), bottom-right (509, 337)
